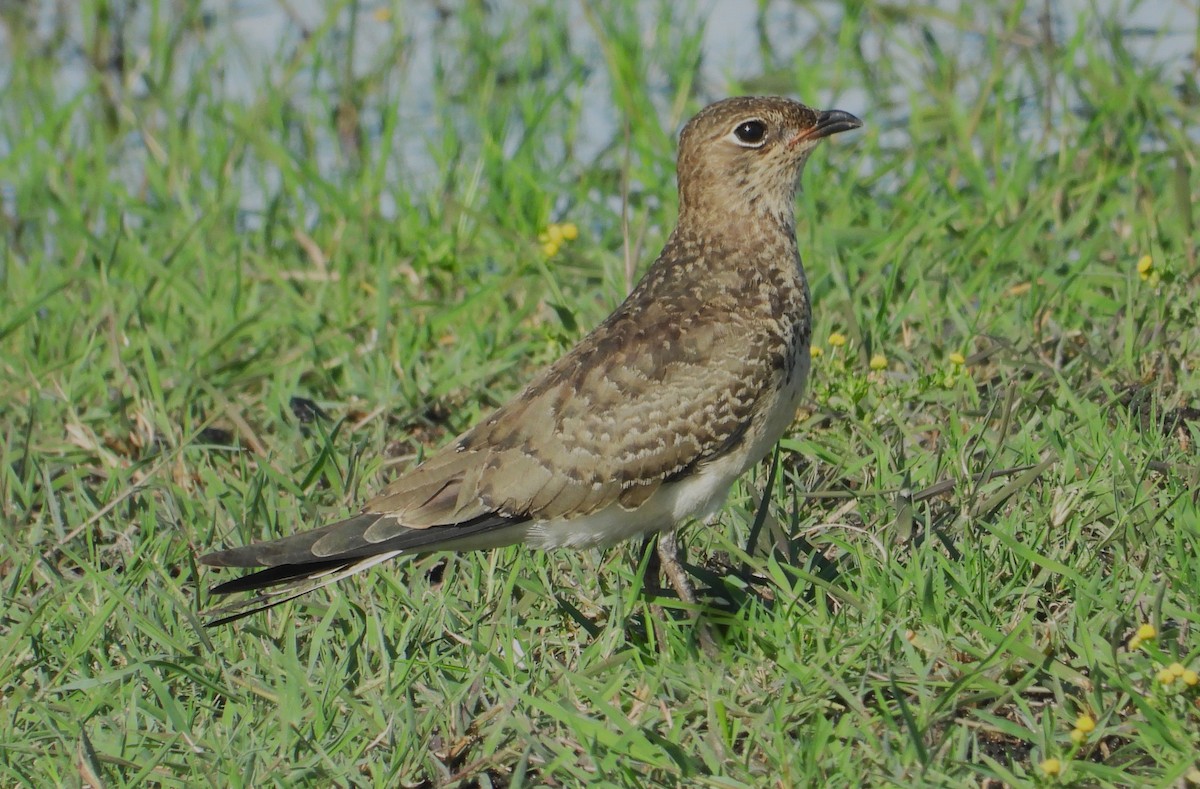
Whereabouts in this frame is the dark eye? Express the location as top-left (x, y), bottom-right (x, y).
top-left (733, 119), bottom-right (767, 145)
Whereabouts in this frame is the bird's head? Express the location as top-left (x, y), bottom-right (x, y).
top-left (675, 96), bottom-right (861, 230)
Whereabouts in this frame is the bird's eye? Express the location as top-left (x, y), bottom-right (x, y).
top-left (731, 119), bottom-right (768, 146)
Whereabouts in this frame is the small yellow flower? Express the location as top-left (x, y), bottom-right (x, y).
top-left (559, 222), bottom-right (579, 241)
top-left (1170, 662), bottom-right (1187, 678)
top-left (1069, 728), bottom-right (1086, 745)
top-left (545, 224), bottom-right (565, 246)
top-left (810, 346), bottom-right (823, 358)
top-left (541, 241), bottom-right (560, 257)
top-left (948, 351), bottom-right (966, 366)
top-left (1040, 758), bottom-right (1062, 776)
top-left (1128, 635), bottom-right (1143, 650)
top-left (1137, 255), bottom-right (1153, 280)
top-left (869, 353), bottom-right (887, 370)
top-left (828, 332), bottom-right (847, 347)
top-left (1157, 667), bottom-right (1175, 685)
top-left (1074, 714), bottom-right (1095, 734)
top-left (1136, 623), bottom-right (1157, 641)
top-left (1182, 669), bottom-right (1198, 686)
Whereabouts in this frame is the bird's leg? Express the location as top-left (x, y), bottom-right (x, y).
top-left (632, 532), bottom-right (721, 656)
top-left (656, 530), bottom-right (719, 656)
top-left (639, 534), bottom-right (663, 596)
top-left (656, 530), bottom-right (697, 604)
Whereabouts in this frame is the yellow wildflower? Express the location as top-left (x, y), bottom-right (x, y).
top-left (1137, 255), bottom-right (1153, 280)
top-left (560, 222), bottom-right (579, 241)
top-left (948, 351), bottom-right (966, 366)
top-left (828, 332), bottom-right (847, 347)
top-left (1136, 623), bottom-right (1156, 640)
top-left (542, 241), bottom-right (560, 257)
top-left (869, 353), bottom-right (887, 370)
top-left (1069, 728), bottom-right (1086, 745)
top-left (1157, 667), bottom-right (1175, 685)
top-left (1170, 662), bottom-right (1187, 678)
top-left (545, 224), bottom-right (565, 246)
top-left (1040, 758), bottom-right (1062, 776)
top-left (1074, 714), bottom-right (1095, 734)
top-left (810, 346), bottom-right (823, 358)
top-left (1182, 669), bottom-right (1198, 686)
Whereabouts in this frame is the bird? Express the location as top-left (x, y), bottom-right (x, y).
top-left (200, 96), bottom-right (862, 625)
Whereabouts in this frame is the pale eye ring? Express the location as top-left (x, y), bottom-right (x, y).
top-left (731, 119), bottom-right (768, 147)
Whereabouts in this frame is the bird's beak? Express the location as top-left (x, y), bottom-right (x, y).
top-left (789, 109), bottom-right (863, 147)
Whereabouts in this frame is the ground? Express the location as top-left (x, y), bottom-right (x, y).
top-left (1, 1), bottom-right (1198, 786)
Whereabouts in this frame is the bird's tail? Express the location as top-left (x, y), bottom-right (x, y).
top-left (198, 511), bottom-right (524, 625)
top-left (200, 551), bottom-right (404, 625)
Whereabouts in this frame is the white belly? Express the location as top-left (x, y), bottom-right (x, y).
top-left (524, 462), bottom-right (739, 549)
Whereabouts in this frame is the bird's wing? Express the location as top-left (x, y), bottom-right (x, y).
top-left (358, 286), bottom-right (790, 541)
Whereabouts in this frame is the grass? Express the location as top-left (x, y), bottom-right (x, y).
top-left (1, 0), bottom-right (1198, 785)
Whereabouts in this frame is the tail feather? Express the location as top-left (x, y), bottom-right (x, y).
top-left (201, 513), bottom-right (384, 569)
top-left (208, 559), bottom-right (354, 595)
top-left (198, 511), bottom-right (528, 626)
top-left (202, 552), bottom-right (403, 626)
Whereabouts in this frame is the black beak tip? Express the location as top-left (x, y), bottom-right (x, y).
top-left (815, 109), bottom-right (863, 137)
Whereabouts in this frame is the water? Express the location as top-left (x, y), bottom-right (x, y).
top-left (0, 0), bottom-right (1195, 223)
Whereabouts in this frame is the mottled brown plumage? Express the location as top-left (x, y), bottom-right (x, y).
top-left (200, 96), bottom-right (861, 624)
